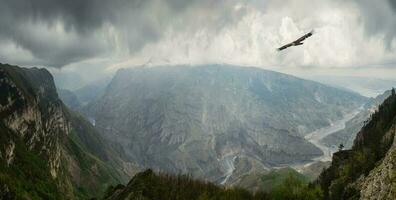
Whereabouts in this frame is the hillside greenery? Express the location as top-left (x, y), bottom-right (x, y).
top-left (318, 88), bottom-right (396, 199)
top-left (103, 169), bottom-right (323, 200)
top-left (0, 63), bottom-right (126, 199)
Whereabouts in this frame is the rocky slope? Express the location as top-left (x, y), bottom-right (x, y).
top-left (0, 63), bottom-right (132, 199)
top-left (319, 88), bottom-right (396, 200)
top-left (86, 64), bottom-right (367, 184)
top-left (322, 90), bottom-right (393, 149)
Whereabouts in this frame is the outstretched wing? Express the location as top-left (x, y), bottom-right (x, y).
top-left (277, 30), bottom-right (314, 51)
top-left (294, 30), bottom-right (314, 43)
top-left (277, 43), bottom-right (293, 51)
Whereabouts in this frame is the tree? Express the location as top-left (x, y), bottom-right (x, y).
top-left (338, 143), bottom-right (344, 151)
top-left (392, 88), bottom-right (395, 96)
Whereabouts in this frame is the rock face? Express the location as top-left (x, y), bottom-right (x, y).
top-left (358, 125), bottom-right (396, 200)
top-left (319, 89), bottom-right (396, 200)
top-left (0, 64), bottom-right (130, 199)
top-left (87, 64), bottom-right (366, 183)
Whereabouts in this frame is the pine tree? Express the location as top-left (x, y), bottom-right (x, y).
top-left (392, 88), bottom-right (395, 96)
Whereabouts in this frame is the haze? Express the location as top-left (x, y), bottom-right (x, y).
top-left (0, 0), bottom-right (395, 89)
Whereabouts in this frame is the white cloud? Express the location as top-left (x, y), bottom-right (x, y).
top-left (1, 0), bottom-right (395, 85)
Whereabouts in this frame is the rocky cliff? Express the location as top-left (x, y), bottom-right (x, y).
top-left (319, 88), bottom-right (396, 200)
top-left (0, 63), bottom-right (132, 199)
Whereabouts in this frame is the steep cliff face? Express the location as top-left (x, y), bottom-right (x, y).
top-left (0, 64), bottom-right (130, 199)
top-left (319, 89), bottom-right (396, 200)
top-left (86, 64), bottom-right (366, 184)
top-left (357, 125), bottom-right (396, 199)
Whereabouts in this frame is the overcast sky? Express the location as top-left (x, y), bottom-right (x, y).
top-left (1, 0), bottom-right (395, 87)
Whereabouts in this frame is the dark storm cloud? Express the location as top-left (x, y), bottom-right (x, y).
top-left (0, 0), bottom-right (394, 69)
top-left (353, 0), bottom-right (396, 48)
top-left (389, 0), bottom-right (396, 10)
top-left (0, 0), bottom-right (210, 67)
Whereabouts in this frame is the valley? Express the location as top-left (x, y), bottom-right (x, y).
top-left (83, 64), bottom-right (367, 185)
top-left (2, 63), bottom-right (395, 200)
top-left (305, 107), bottom-right (363, 162)
top-left (1, 0), bottom-right (396, 198)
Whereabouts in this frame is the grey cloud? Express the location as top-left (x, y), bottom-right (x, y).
top-left (353, 0), bottom-right (396, 48)
top-left (0, 0), bottom-right (216, 68)
top-left (0, 0), bottom-right (395, 69)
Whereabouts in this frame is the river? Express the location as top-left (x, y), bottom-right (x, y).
top-left (220, 154), bottom-right (237, 185)
top-left (304, 108), bottom-right (362, 162)
top-left (220, 107), bottom-right (363, 184)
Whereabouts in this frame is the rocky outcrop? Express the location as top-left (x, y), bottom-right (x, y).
top-left (318, 88), bottom-right (396, 200)
top-left (357, 125), bottom-right (396, 200)
top-left (0, 65), bottom-right (68, 178)
top-left (0, 63), bottom-right (130, 199)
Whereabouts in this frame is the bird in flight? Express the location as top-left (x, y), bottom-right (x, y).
top-left (277, 30), bottom-right (314, 51)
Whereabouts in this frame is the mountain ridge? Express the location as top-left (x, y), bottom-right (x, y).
top-left (0, 63), bottom-right (133, 199)
top-left (85, 64), bottom-right (367, 184)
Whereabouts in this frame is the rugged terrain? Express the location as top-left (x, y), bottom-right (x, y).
top-left (319, 89), bottom-right (396, 199)
top-left (322, 90), bottom-right (393, 149)
top-left (86, 64), bottom-right (367, 184)
top-left (0, 64), bottom-right (133, 199)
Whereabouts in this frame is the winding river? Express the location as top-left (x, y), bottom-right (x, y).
top-left (220, 107), bottom-right (363, 184)
top-left (220, 155), bottom-right (237, 185)
top-left (304, 108), bottom-right (362, 162)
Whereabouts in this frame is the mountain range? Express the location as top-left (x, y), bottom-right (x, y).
top-left (4, 63), bottom-right (392, 200)
top-left (84, 64), bottom-right (367, 184)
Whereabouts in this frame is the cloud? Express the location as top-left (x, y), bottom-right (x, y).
top-left (0, 0), bottom-right (395, 74)
top-left (0, 0), bottom-right (212, 67)
top-left (353, 0), bottom-right (396, 48)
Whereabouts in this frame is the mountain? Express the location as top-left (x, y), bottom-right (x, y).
top-left (318, 89), bottom-right (396, 199)
top-left (86, 64), bottom-right (367, 184)
top-left (58, 89), bottom-right (81, 110)
top-left (303, 75), bottom-right (396, 97)
top-left (73, 79), bottom-right (110, 106)
top-left (0, 64), bottom-right (133, 199)
top-left (321, 90), bottom-right (393, 149)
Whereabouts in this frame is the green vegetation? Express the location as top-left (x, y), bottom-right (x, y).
top-left (0, 124), bottom-right (62, 200)
top-left (236, 168), bottom-right (310, 192)
top-left (0, 63), bottom-right (126, 199)
top-left (259, 168), bottom-right (309, 192)
top-left (104, 169), bottom-right (323, 200)
top-left (319, 89), bottom-right (396, 199)
top-left (271, 173), bottom-right (323, 200)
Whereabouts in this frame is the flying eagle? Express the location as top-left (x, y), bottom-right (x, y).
top-left (277, 30), bottom-right (314, 51)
